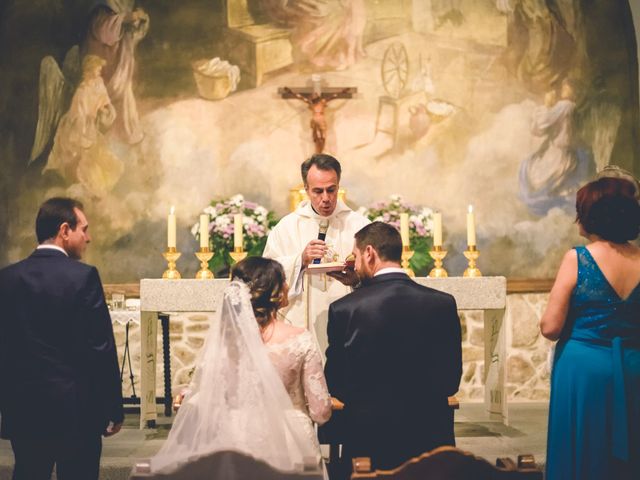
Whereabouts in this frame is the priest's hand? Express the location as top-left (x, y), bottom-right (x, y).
top-left (327, 267), bottom-right (360, 287)
top-left (302, 239), bottom-right (328, 267)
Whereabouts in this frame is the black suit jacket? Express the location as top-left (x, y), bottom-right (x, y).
top-left (0, 248), bottom-right (124, 440)
top-left (325, 272), bottom-right (462, 470)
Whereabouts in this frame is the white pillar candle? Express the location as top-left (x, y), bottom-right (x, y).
top-left (400, 213), bottom-right (410, 246)
top-left (433, 212), bottom-right (442, 247)
top-left (199, 214), bottom-right (209, 249)
top-left (167, 206), bottom-right (176, 248)
top-left (234, 214), bottom-right (243, 249)
top-left (466, 205), bottom-right (476, 246)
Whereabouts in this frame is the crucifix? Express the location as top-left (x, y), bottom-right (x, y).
top-left (279, 83), bottom-right (357, 153)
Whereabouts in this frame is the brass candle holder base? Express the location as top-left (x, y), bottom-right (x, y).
top-left (229, 247), bottom-right (248, 265)
top-left (401, 245), bottom-right (415, 278)
top-left (162, 248), bottom-right (182, 279)
top-left (428, 246), bottom-right (448, 278)
top-left (463, 245), bottom-right (482, 277)
top-left (195, 247), bottom-right (214, 279)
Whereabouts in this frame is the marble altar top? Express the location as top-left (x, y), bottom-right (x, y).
top-left (140, 277), bottom-right (506, 312)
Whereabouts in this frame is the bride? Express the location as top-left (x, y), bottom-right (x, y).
top-left (135, 257), bottom-right (332, 479)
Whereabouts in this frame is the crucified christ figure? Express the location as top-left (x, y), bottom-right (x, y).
top-left (282, 86), bottom-right (354, 153)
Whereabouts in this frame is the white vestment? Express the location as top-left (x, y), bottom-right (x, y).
top-left (263, 200), bottom-right (370, 353)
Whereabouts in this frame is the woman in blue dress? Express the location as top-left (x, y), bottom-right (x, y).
top-left (541, 176), bottom-right (640, 479)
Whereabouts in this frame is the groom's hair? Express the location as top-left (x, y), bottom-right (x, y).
top-left (36, 197), bottom-right (84, 243)
top-left (301, 154), bottom-right (342, 185)
top-left (231, 257), bottom-right (286, 327)
top-left (355, 222), bottom-right (402, 263)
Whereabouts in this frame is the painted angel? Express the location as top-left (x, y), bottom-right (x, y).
top-left (33, 54), bottom-right (123, 198)
top-left (82, 1), bottom-right (149, 144)
top-left (519, 79), bottom-right (594, 215)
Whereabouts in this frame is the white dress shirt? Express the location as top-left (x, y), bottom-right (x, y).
top-left (36, 244), bottom-right (68, 256)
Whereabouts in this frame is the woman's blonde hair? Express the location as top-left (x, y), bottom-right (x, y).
top-left (81, 55), bottom-right (106, 78)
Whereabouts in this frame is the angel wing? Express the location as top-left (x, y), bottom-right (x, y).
top-left (579, 100), bottom-right (621, 172)
top-left (29, 46), bottom-right (80, 164)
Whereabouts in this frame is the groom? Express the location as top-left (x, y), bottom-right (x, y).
top-left (325, 222), bottom-right (462, 474)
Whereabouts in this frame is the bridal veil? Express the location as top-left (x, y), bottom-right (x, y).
top-left (144, 281), bottom-right (322, 478)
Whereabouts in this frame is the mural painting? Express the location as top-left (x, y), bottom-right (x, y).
top-left (0, 0), bottom-right (638, 280)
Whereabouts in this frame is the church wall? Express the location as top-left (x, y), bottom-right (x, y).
top-left (1, 1), bottom-right (639, 283)
top-left (113, 291), bottom-right (553, 403)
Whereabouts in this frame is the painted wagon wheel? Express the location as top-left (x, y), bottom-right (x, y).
top-left (381, 42), bottom-right (409, 99)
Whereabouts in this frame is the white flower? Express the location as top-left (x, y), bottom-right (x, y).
top-left (204, 206), bottom-right (216, 215)
top-left (230, 194), bottom-right (244, 207)
top-left (215, 215), bottom-right (231, 227)
top-left (390, 194), bottom-right (402, 202)
top-left (425, 218), bottom-right (434, 232)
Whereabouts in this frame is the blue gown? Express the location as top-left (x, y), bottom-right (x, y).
top-left (546, 246), bottom-right (640, 479)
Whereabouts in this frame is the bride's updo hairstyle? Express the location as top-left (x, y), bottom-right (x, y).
top-left (576, 177), bottom-right (640, 243)
top-left (231, 256), bottom-right (287, 328)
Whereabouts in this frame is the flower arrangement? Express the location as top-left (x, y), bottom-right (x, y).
top-left (191, 194), bottom-right (278, 276)
top-left (359, 194), bottom-right (435, 276)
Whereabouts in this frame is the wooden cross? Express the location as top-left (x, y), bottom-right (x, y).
top-left (279, 85), bottom-right (357, 153)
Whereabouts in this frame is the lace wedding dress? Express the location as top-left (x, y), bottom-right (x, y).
top-left (138, 281), bottom-right (328, 479)
top-left (266, 329), bottom-right (332, 461)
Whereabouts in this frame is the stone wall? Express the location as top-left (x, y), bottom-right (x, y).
top-left (454, 293), bottom-right (554, 401)
top-left (113, 292), bottom-right (554, 402)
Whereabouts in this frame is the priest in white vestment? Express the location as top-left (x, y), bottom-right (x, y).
top-left (263, 154), bottom-right (369, 352)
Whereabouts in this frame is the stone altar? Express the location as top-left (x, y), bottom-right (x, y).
top-left (139, 276), bottom-right (507, 428)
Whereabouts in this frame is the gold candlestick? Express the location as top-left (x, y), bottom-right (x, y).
top-left (195, 247), bottom-right (214, 279)
top-left (162, 247), bottom-right (182, 279)
top-left (401, 245), bottom-right (415, 278)
top-left (229, 246), bottom-right (248, 265)
top-left (428, 246), bottom-right (448, 277)
top-left (463, 245), bottom-right (482, 277)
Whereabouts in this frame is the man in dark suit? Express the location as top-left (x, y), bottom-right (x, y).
top-left (0, 197), bottom-right (124, 480)
top-left (325, 221), bottom-right (462, 475)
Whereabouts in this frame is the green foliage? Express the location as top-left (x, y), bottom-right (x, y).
top-left (362, 194), bottom-right (435, 276)
top-left (191, 195), bottom-right (278, 277)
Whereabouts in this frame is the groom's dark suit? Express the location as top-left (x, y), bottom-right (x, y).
top-left (0, 248), bottom-right (123, 479)
top-left (325, 272), bottom-right (461, 472)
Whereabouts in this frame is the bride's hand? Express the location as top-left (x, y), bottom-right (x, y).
top-left (173, 388), bottom-right (190, 411)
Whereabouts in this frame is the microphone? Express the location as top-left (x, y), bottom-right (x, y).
top-left (313, 219), bottom-right (329, 264)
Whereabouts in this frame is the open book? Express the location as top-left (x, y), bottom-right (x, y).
top-left (306, 262), bottom-right (347, 274)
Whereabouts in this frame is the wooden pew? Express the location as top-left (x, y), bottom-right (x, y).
top-left (351, 446), bottom-right (543, 479)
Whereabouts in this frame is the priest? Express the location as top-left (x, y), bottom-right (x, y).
top-left (263, 154), bottom-right (369, 350)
